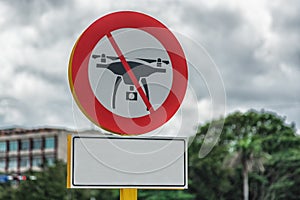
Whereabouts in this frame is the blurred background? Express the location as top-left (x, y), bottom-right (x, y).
top-left (0, 0), bottom-right (299, 199)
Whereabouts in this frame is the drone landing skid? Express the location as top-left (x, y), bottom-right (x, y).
top-left (112, 76), bottom-right (122, 109)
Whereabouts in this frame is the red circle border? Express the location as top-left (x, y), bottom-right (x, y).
top-left (69, 11), bottom-right (188, 135)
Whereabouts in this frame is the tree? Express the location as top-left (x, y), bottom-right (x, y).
top-left (0, 184), bottom-right (16, 200)
top-left (15, 161), bottom-right (68, 200)
top-left (188, 117), bottom-right (239, 200)
top-left (139, 189), bottom-right (195, 200)
top-left (223, 132), bottom-right (269, 200)
top-left (188, 109), bottom-right (300, 200)
top-left (15, 161), bottom-right (120, 200)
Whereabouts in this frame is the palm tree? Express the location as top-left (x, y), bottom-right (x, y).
top-left (224, 135), bottom-right (269, 200)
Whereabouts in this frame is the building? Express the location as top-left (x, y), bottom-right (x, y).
top-left (0, 127), bottom-right (75, 173)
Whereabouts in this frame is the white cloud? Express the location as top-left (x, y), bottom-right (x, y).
top-left (0, 0), bottom-right (299, 134)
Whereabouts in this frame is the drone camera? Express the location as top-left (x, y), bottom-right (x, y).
top-left (126, 91), bottom-right (138, 101)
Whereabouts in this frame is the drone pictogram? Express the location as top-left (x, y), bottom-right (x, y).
top-left (92, 54), bottom-right (169, 110)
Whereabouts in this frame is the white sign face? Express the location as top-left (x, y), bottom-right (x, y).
top-left (67, 135), bottom-right (187, 189)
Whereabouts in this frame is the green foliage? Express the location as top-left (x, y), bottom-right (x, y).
top-left (188, 109), bottom-right (300, 200)
top-left (0, 161), bottom-right (120, 200)
top-left (188, 117), bottom-right (241, 200)
top-left (139, 190), bottom-right (195, 200)
top-left (0, 185), bottom-right (16, 200)
top-left (15, 161), bottom-right (67, 200)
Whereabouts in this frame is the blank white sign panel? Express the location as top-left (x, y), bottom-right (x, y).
top-left (69, 136), bottom-right (187, 188)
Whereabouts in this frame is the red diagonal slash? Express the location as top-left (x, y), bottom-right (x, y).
top-left (107, 32), bottom-right (153, 112)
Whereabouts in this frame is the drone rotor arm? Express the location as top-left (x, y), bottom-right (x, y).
top-left (141, 78), bottom-right (150, 111)
top-left (106, 56), bottom-right (120, 60)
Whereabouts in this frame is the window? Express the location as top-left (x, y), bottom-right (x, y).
top-left (32, 156), bottom-right (42, 167)
top-left (45, 137), bottom-right (55, 149)
top-left (33, 138), bottom-right (42, 150)
top-left (8, 157), bottom-right (17, 170)
top-left (21, 140), bottom-right (29, 151)
top-left (9, 141), bottom-right (18, 152)
top-left (45, 155), bottom-right (55, 166)
top-left (20, 156), bottom-right (30, 168)
top-left (0, 142), bottom-right (6, 152)
top-left (0, 159), bottom-right (5, 169)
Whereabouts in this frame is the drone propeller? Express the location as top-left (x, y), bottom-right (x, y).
top-left (92, 55), bottom-right (120, 60)
top-left (91, 55), bottom-right (101, 59)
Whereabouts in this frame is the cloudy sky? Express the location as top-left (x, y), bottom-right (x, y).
top-left (0, 0), bottom-right (299, 134)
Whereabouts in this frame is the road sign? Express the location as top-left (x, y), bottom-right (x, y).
top-left (69, 11), bottom-right (188, 135)
top-left (67, 135), bottom-right (187, 189)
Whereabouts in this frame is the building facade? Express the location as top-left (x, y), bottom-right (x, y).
top-left (0, 128), bottom-right (71, 173)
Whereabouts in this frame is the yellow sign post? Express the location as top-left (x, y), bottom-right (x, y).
top-left (120, 188), bottom-right (137, 200)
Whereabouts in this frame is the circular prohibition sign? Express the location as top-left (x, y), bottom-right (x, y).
top-left (69, 11), bottom-right (188, 135)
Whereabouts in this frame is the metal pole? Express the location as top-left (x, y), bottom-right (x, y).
top-left (120, 188), bottom-right (137, 200)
